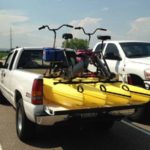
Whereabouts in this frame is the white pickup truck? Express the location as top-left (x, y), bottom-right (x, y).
top-left (92, 40), bottom-right (150, 121)
top-left (0, 47), bottom-right (148, 142)
top-left (93, 40), bottom-right (150, 87)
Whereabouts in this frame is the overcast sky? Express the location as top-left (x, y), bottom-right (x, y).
top-left (0, 0), bottom-right (150, 49)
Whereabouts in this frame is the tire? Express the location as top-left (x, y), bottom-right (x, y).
top-left (16, 98), bottom-right (36, 142)
top-left (128, 75), bottom-right (145, 88)
top-left (127, 75), bottom-right (150, 124)
top-left (128, 102), bottom-right (150, 125)
top-left (0, 92), bottom-right (3, 104)
top-left (0, 91), bottom-right (7, 104)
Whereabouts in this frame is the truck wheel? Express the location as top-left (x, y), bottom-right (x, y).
top-left (128, 75), bottom-right (150, 124)
top-left (0, 92), bottom-right (10, 105)
top-left (16, 98), bottom-right (36, 142)
top-left (0, 91), bottom-right (7, 105)
top-left (0, 92), bottom-right (4, 104)
top-left (129, 102), bottom-right (150, 125)
top-left (128, 75), bottom-right (145, 88)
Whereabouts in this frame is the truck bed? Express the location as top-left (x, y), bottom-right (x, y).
top-left (43, 77), bottom-right (150, 116)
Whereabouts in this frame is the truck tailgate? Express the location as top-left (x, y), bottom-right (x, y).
top-left (44, 102), bottom-right (146, 116)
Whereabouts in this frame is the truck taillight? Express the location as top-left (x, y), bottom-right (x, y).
top-left (32, 79), bottom-right (43, 105)
top-left (144, 69), bottom-right (150, 80)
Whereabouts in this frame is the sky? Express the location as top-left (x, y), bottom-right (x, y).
top-left (0, 0), bottom-right (150, 49)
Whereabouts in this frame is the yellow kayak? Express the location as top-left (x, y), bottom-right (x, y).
top-left (71, 78), bottom-right (131, 106)
top-left (94, 82), bottom-right (130, 106)
top-left (43, 78), bottom-right (106, 109)
top-left (72, 78), bottom-right (150, 105)
top-left (112, 82), bottom-right (150, 103)
top-left (43, 77), bottom-right (150, 109)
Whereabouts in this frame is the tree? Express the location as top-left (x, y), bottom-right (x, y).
top-left (62, 38), bottom-right (89, 50)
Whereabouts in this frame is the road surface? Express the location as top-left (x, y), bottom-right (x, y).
top-left (0, 102), bottom-right (150, 150)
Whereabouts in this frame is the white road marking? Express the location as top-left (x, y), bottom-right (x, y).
top-left (0, 144), bottom-right (3, 150)
top-left (122, 120), bottom-right (150, 136)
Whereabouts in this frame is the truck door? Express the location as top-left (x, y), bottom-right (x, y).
top-left (0, 51), bottom-right (18, 103)
top-left (103, 43), bottom-right (123, 74)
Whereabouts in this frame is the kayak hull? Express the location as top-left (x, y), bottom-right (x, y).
top-left (44, 78), bottom-right (106, 108)
top-left (43, 78), bottom-right (150, 109)
top-left (95, 83), bottom-right (130, 106)
top-left (113, 83), bottom-right (150, 103)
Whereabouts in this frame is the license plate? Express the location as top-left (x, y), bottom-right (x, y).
top-left (80, 113), bottom-right (98, 118)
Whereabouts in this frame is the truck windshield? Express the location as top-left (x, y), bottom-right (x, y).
top-left (120, 42), bottom-right (150, 58)
top-left (17, 50), bottom-right (49, 69)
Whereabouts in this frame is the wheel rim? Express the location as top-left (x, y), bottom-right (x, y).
top-left (17, 107), bottom-right (23, 134)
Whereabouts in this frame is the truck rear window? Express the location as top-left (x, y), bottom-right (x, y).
top-left (17, 50), bottom-right (49, 69)
top-left (94, 43), bottom-right (105, 52)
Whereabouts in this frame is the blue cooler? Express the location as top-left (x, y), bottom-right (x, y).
top-left (43, 48), bottom-right (65, 61)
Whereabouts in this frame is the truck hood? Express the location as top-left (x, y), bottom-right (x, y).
top-left (129, 57), bottom-right (150, 65)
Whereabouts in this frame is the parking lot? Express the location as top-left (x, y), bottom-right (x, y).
top-left (0, 102), bottom-right (150, 150)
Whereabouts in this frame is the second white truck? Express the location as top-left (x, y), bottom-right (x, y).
top-left (93, 40), bottom-right (150, 88)
top-left (92, 40), bottom-right (150, 122)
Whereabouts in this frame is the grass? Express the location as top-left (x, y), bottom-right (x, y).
top-left (0, 51), bottom-right (8, 60)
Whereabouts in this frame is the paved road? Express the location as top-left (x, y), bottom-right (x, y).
top-left (0, 102), bottom-right (150, 150)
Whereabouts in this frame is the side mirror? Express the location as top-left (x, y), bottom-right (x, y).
top-left (104, 53), bottom-right (122, 61)
top-left (115, 56), bottom-right (122, 61)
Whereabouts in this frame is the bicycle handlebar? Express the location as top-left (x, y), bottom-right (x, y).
top-left (65, 24), bottom-right (74, 28)
top-left (75, 27), bottom-right (82, 30)
top-left (75, 26), bottom-right (107, 46)
top-left (38, 25), bottom-right (46, 30)
top-left (75, 26), bottom-right (107, 36)
top-left (98, 28), bottom-right (107, 31)
top-left (38, 24), bottom-right (73, 48)
top-left (38, 24), bottom-right (73, 31)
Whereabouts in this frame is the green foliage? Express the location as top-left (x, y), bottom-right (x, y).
top-left (62, 38), bottom-right (89, 50)
top-left (0, 51), bottom-right (9, 59)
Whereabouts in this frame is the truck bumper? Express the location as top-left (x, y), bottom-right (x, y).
top-left (34, 103), bottom-right (145, 126)
top-left (23, 101), bottom-right (69, 125)
top-left (35, 115), bottom-right (69, 125)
